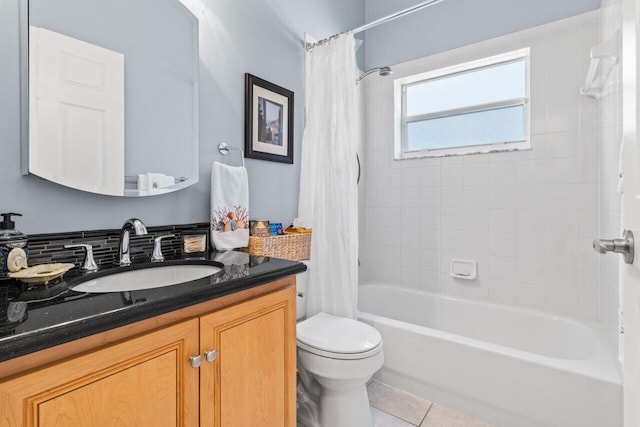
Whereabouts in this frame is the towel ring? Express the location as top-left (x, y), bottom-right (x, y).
top-left (218, 142), bottom-right (246, 167)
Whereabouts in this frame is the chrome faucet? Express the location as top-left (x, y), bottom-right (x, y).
top-left (119, 218), bottom-right (148, 266)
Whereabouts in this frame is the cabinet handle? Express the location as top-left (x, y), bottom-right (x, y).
top-left (204, 349), bottom-right (217, 362)
top-left (189, 355), bottom-right (203, 368)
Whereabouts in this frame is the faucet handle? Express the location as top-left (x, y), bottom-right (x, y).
top-left (151, 234), bottom-right (175, 262)
top-left (130, 218), bottom-right (148, 235)
top-left (64, 243), bottom-right (98, 271)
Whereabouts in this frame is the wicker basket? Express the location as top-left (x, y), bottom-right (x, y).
top-left (243, 233), bottom-right (311, 261)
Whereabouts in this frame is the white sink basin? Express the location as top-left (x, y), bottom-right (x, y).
top-left (71, 265), bottom-right (221, 293)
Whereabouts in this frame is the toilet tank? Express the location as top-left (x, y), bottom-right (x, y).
top-left (296, 261), bottom-right (310, 321)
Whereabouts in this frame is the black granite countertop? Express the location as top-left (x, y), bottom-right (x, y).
top-left (0, 251), bottom-right (306, 362)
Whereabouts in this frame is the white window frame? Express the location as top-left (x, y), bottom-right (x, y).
top-left (394, 48), bottom-right (531, 159)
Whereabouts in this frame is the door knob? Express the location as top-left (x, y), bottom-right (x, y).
top-left (593, 229), bottom-right (635, 264)
top-left (204, 349), bottom-right (217, 362)
top-left (189, 355), bottom-right (203, 368)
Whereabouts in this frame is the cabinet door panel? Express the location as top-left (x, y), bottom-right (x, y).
top-left (0, 319), bottom-right (199, 427)
top-left (38, 351), bottom-right (177, 426)
top-left (200, 286), bottom-right (296, 427)
top-left (221, 308), bottom-right (285, 425)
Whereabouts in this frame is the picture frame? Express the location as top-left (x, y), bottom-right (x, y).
top-left (244, 73), bottom-right (294, 164)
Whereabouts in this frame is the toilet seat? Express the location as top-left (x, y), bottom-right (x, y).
top-left (297, 312), bottom-right (382, 360)
top-left (297, 339), bottom-right (382, 360)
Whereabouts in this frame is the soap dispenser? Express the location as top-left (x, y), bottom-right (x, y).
top-left (0, 213), bottom-right (29, 274)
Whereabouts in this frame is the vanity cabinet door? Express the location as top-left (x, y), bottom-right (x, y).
top-left (199, 286), bottom-right (296, 427)
top-left (0, 319), bottom-right (199, 427)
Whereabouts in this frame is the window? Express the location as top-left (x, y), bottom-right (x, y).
top-left (394, 48), bottom-right (530, 159)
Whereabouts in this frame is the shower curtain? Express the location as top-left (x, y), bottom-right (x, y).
top-left (298, 33), bottom-right (360, 319)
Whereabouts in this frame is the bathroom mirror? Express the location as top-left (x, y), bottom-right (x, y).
top-left (20, 0), bottom-right (199, 197)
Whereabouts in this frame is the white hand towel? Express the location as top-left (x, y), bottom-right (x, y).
top-left (211, 161), bottom-right (249, 250)
top-left (147, 173), bottom-right (167, 189)
top-left (161, 175), bottom-right (175, 188)
top-left (137, 174), bottom-right (149, 191)
top-left (137, 173), bottom-right (174, 191)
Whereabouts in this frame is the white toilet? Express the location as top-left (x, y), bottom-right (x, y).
top-left (296, 265), bottom-right (384, 427)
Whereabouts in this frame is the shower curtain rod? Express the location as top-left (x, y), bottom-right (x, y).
top-left (305, 0), bottom-right (445, 50)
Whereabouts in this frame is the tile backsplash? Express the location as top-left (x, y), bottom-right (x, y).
top-left (361, 10), bottom-right (602, 320)
top-left (27, 223), bottom-right (210, 269)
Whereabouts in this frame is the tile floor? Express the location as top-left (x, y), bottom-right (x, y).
top-left (368, 380), bottom-right (493, 427)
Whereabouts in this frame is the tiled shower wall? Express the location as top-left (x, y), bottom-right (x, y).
top-left (360, 10), bottom-right (602, 320)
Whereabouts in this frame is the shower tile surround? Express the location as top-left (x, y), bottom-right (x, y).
top-left (361, 11), bottom-right (605, 321)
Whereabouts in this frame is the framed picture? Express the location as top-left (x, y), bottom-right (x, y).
top-left (245, 73), bottom-right (294, 164)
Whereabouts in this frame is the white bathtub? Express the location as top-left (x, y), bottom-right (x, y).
top-left (358, 283), bottom-right (622, 427)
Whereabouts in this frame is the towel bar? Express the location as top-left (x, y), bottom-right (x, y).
top-left (218, 142), bottom-right (246, 167)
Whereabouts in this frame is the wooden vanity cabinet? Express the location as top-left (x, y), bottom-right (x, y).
top-left (200, 284), bottom-right (297, 426)
top-left (0, 319), bottom-right (200, 426)
top-left (0, 282), bottom-right (296, 427)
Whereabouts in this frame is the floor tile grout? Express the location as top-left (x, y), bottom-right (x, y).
top-left (368, 380), bottom-right (432, 426)
top-left (418, 402), bottom-right (434, 426)
top-left (369, 380), bottom-right (490, 427)
top-left (373, 406), bottom-right (419, 426)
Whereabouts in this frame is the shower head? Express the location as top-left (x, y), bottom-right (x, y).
top-left (378, 66), bottom-right (393, 77)
top-left (358, 66), bottom-right (394, 82)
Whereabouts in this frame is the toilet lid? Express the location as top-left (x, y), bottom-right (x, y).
top-left (297, 312), bottom-right (382, 354)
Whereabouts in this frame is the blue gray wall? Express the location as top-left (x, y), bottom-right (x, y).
top-left (0, 0), bottom-right (600, 234)
top-left (0, 0), bottom-right (364, 234)
top-left (364, 0), bottom-right (601, 69)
